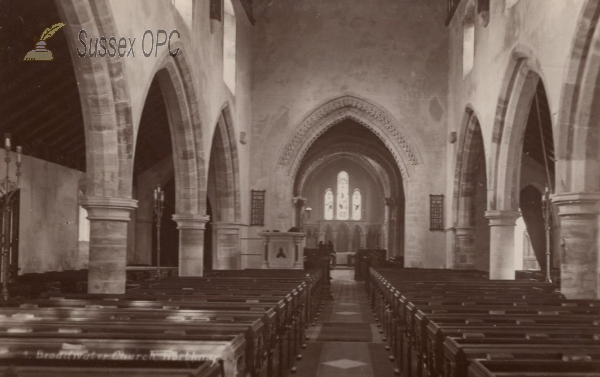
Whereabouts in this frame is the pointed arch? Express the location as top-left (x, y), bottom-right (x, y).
top-left (136, 45), bottom-right (205, 215)
top-left (489, 48), bottom-right (547, 211)
top-left (453, 108), bottom-right (487, 226)
top-left (54, 0), bottom-right (134, 198)
top-left (557, 0), bottom-right (600, 193)
top-left (277, 94), bottom-right (421, 180)
top-left (208, 103), bottom-right (241, 222)
top-left (452, 107), bottom-right (489, 270)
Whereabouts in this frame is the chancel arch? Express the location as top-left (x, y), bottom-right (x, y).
top-left (293, 118), bottom-right (404, 259)
top-left (278, 94), bottom-right (420, 184)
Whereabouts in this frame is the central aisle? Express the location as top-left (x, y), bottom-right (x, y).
top-left (295, 268), bottom-right (398, 377)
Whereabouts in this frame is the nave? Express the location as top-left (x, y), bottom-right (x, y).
top-left (297, 268), bottom-right (397, 377)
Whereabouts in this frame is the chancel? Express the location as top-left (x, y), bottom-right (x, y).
top-left (1, 0), bottom-right (600, 376)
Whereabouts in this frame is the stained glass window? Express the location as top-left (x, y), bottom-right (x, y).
top-left (324, 188), bottom-right (334, 220)
top-left (352, 188), bottom-right (362, 220)
top-left (337, 171), bottom-right (349, 220)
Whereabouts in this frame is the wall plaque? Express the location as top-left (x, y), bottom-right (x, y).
top-left (251, 190), bottom-right (265, 226)
top-left (429, 194), bottom-right (444, 231)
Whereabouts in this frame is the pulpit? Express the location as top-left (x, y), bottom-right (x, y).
top-left (258, 231), bottom-right (306, 269)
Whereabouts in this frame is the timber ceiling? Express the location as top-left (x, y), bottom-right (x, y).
top-left (0, 0), bottom-right (85, 171)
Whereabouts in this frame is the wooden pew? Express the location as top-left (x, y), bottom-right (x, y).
top-left (0, 318), bottom-right (263, 377)
top-left (1, 301), bottom-right (281, 377)
top-left (444, 337), bottom-right (600, 377)
top-left (467, 354), bottom-right (600, 377)
top-left (0, 336), bottom-right (243, 376)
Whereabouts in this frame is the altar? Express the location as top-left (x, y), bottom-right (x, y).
top-left (258, 231), bottom-right (306, 269)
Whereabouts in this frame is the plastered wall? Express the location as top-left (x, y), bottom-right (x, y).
top-left (0, 153), bottom-right (85, 274)
top-left (445, 0), bottom-right (584, 263)
top-left (249, 0), bottom-right (450, 268)
top-left (105, 0), bottom-right (254, 255)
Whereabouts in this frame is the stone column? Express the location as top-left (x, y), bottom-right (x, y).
top-left (172, 214), bottom-right (209, 276)
top-left (454, 227), bottom-right (475, 269)
top-left (81, 197), bottom-right (137, 294)
top-left (385, 198), bottom-right (395, 257)
top-left (292, 197), bottom-right (306, 229)
top-left (485, 210), bottom-right (520, 280)
top-left (552, 192), bottom-right (600, 299)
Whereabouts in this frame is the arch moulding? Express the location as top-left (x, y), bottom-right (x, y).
top-left (277, 94), bottom-right (421, 180)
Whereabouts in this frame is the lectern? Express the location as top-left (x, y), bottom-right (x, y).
top-left (258, 231), bottom-right (306, 269)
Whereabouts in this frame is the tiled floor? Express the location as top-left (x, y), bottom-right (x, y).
top-left (294, 268), bottom-right (398, 377)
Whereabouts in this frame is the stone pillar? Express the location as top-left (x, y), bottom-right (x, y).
top-left (454, 227), bottom-right (475, 269)
top-left (81, 197), bottom-right (138, 294)
top-left (292, 197), bottom-right (306, 229)
top-left (385, 198), bottom-right (395, 257)
top-left (172, 214), bottom-right (209, 276)
top-left (485, 210), bottom-right (520, 280)
top-left (552, 192), bottom-right (600, 299)
top-left (212, 222), bottom-right (242, 269)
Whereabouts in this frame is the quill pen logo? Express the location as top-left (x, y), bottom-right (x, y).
top-left (23, 23), bottom-right (66, 61)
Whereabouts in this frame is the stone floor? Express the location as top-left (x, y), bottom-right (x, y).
top-left (294, 268), bottom-right (398, 377)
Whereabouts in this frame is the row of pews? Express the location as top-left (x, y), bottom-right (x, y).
top-left (0, 269), bottom-right (324, 377)
top-left (12, 267), bottom-right (180, 297)
top-left (368, 267), bottom-right (600, 377)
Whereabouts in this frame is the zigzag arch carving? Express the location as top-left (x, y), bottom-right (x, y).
top-left (277, 95), bottom-right (420, 179)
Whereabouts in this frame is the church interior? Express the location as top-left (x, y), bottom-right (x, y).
top-left (1, 0), bottom-right (600, 376)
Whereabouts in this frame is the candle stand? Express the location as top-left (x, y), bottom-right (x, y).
top-left (153, 185), bottom-right (165, 280)
top-left (1, 134), bottom-right (22, 301)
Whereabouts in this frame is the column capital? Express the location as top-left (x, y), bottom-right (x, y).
top-left (552, 192), bottom-right (600, 217)
top-left (455, 227), bottom-right (475, 237)
top-left (172, 214), bottom-right (210, 230)
top-left (292, 197), bottom-right (307, 207)
top-left (384, 197), bottom-right (395, 206)
top-left (80, 197), bottom-right (138, 222)
top-left (485, 210), bottom-right (520, 226)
